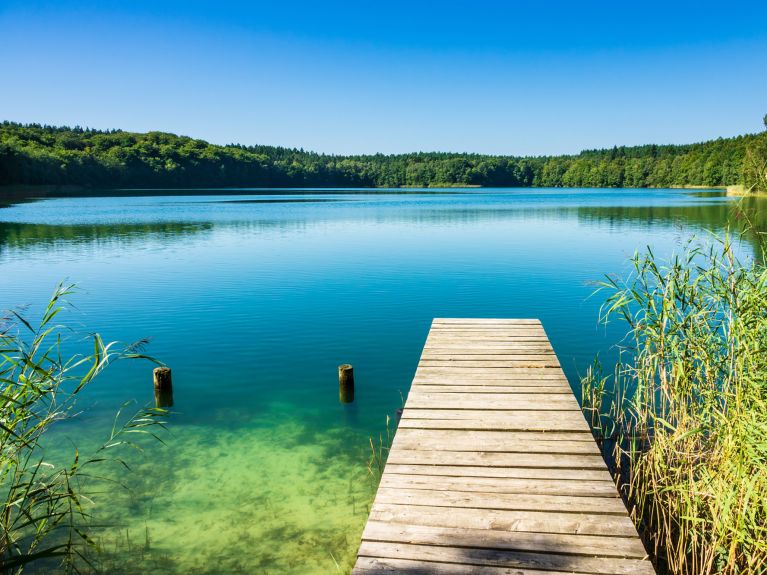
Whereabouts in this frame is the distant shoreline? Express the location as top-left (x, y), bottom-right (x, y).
top-left (726, 184), bottom-right (767, 198)
top-left (670, 184), bottom-right (727, 190)
top-left (0, 183), bottom-right (735, 207)
top-left (0, 182), bottom-right (742, 196)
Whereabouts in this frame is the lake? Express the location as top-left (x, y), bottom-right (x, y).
top-left (0, 187), bottom-right (763, 574)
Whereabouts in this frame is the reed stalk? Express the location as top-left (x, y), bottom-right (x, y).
top-left (583, 233), bottom-right (767, 574)
top-left (0, 284), bottom-right (166, 573)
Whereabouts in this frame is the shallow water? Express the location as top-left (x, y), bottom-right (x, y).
top-left (0, 188), bottom-right (763, 573)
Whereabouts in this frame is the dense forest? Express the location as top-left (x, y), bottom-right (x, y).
top-left (1, 121), bottom-right (765, 190)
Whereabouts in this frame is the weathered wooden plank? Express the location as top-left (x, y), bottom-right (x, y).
top-left (428, 332), bottom-right (548, 336)
top-left (405, 392), bottom-right (579, 411)
top-left (430, 325), bottom-right (546, 330)
top-left (421, 351), bottom-right (557, 358)
top-left (421, 352), bottom-right (557, 358)
top-left (431, 323), bottom-right (546, 328)
top-left (398, 410), bottom-right (589, 431)
top-left (421, 355), bottom-right (559, 369)
top-left (390, 439), bottom-right (599, 456)
top-left (406, 391), bottom-right (576, 400)
top-left (433, 318), bottom-right (542, 324)
top-left (423, 346), bottom-right (556, 353)
top-left (425, 336), bottom-right (552, 342)
top-left (357, 542), bottom-right (655, 575)
top-left (426, 336), bottom-right (550, 342)
top-left (415, 366), bottom-right (565, 374)
top-left (430, 326), bottom-right (544, 331)
top-left (398, 419), bottom-right (588, 431)
top-left (392, 428), bottom-right (599, 454)
top-left (426, 332), bottom-right (548, 337)
top-left (413, 375), bottom-right (569, 383)
top-left (393, 428), bottom-right (595, 445)
top-left (393, 428), bottom-right (593, 442)
top-left (425, 340), bottom-right (553, 345)
top-left (411, 385), bottom-right (571, 394)
top-left (362, 521), bottom-right (647, 558)
top-left (373, 487), bottom-right (628, 514)
top-left (368, 503), bottom-right (638, 537)
top-left (386, 450), bottom-right (609, 469)
top-left (399, 408), bottom-right (584, 420)
top-left (354, 558), bottom-right (583, 574)
top-left (400, 410), bottom-right (582, 424)
top-left (421, 352), bottom-right (557, 359)
top-left (428, 332), bottom-right (549, 337)
top-left (413, 373), bottom-right (570, 383)
top-left (410, 384), bottom-right (570, 393)
top-left (354, 556), bottom-right (587, 575)
top-left (424, 341), bottom-right (554, 347)
top-left (422, 336), bottom-right (549, 341)
top-left (379, 474), bottom-right (618, 497)
top-left (382, 464), bottom-right (614, 481)
top-left (413, 376), bottom-right (570, 385)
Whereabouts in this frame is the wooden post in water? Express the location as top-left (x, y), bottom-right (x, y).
top-left (338, 364), bottom-right (354, 403)
top-left (153, 366), bottom-right (173, 408)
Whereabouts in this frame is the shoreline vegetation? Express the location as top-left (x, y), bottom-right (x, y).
top-left (1, 121), bottom-right (766, 193)
top-left (0, 285), bottom-right (166, 573)
top-left (728, 184), bottom-right (767, 197)
top-left (582, 232), bottom-right (767, 575)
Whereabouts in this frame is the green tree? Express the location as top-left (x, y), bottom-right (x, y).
top-left (0, 121), bottom-right (760, 189)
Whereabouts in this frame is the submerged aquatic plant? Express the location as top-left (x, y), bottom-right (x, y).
top-left (367, 391), bottom-right (406, 485)
top-left (367, 414), bottom-right (392, 483)
top-left (0, 285), bottom-right (166, 574)
top-left (583, 234), bottom-right (767, 574)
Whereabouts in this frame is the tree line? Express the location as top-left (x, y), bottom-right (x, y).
top-left (1, 121), bottom-right (765, 190)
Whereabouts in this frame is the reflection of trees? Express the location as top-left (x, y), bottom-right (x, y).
top-left (576, 197), bottom-right (767, 258)
top-left (2, 192), bottom-right (764, 260)
top-left (735, 197), bottom-right (767, 260)
top-left (0, 222), bottom-right (213, 254)
top-left (0, 187), bottom-right (62, 209)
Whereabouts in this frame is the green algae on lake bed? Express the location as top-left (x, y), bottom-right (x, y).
top-left (45, 410), bottom-right (374, 574)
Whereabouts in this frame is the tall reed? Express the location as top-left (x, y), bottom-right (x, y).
top-left (743, 132), bottom-right (767, 195)
top-left (0, 285), bottom-right (166, 573)
top-left (583, 234), bottom-right (767, 574)
top-left (367, 415), bottom-right (392, 484)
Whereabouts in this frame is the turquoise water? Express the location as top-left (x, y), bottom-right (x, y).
top-left (0, 188), bottom-right (762, 573)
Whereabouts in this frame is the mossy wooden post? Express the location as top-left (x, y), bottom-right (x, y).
top-left (339, 364), bottom-right (354, 404)
top-left (153, 366), bottom-right (173, 408)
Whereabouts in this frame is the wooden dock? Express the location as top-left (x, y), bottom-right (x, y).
top-left (352, 318), bottom-right (654, 575)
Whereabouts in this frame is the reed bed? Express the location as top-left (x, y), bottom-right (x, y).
top-left (0, 285), bottom-right (166, 573)
top-left (582, 234), bottom-right (767, 574)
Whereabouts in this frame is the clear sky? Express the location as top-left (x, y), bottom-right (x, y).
top-left (1, 1), bottom-right (766, 155)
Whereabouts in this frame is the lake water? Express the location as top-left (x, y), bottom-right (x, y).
top-left (0, 188), bottom-right (763, 574)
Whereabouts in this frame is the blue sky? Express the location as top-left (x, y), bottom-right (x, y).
top-left (1, 1), bottom-right (766, 155)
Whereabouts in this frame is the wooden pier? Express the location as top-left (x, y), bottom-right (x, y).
top-left (352, 318), bottom-right (654, 575)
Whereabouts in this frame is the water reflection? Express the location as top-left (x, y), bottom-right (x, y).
top-left (0, 221), bottom-right (213, 253)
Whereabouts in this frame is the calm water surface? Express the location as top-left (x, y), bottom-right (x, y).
top-left (0, 188), bottom-right (763, 573)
